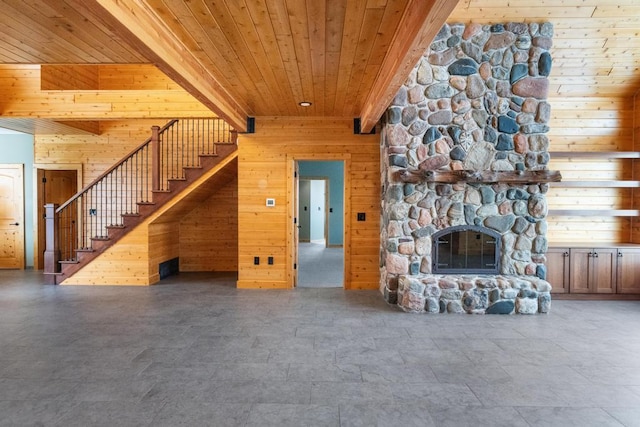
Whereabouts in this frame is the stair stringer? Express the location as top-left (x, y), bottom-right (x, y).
top-left (60, 151), bottom-right (238, 285)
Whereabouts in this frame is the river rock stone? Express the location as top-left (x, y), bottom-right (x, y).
top-left (485, 214), bottom-right (516, 232)
top-left (448, 58), bottom-right (479, 76)
top-left (486, 300), bottom-right (515, 314)
top-left (513, 77), bottom-right (549, 99)
top-left (428, 110), bottom-right (453, 125)
top-left (428, 47), bottom-right (457, 66)
top-left (484, 32), bottom-right (516, 51)
top-left (466, 74), bottom-right (486, 98)
top-left (425, 83), bottom-right (456, 99)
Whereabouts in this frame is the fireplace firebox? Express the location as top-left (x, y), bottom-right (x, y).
top-left (432, 226), bottom-right (500, 275)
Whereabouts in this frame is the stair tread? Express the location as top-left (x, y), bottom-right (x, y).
top-left (60, 260), bottom-right (79, 264)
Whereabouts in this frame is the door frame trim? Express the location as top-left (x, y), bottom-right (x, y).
top-left (287, 155), bottom-right (350, 289)
top-left (32, 163), bottom-right (83, 269)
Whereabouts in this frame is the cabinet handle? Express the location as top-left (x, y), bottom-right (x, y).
top-left (563, 251), bottom-right (569, 257)
top-left (618, 252), bottom-right (623, 258)
top-left (588, 252), bottom-right (593, 257)
top-left (594, 252), bottom-right (599, 258)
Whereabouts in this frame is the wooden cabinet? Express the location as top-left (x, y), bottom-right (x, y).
top-left (547, 247), bottom-right (570, 294)
top-left (616, 248), bottom-right (640, 294)
top-left (569, 248), bottom-right (616, 294)
top-left (547, 245), bottom-right (640, 295)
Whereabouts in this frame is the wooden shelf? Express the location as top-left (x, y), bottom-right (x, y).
top-left (548, 209), bottom-right (640, 217)
top-left (551, 181), bottom-right (640, 188)
top-left (550, 151), bottom-right (640, 159)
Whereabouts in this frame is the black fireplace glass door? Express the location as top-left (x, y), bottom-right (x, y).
top-left (433, 226), bottom-right (499, 274)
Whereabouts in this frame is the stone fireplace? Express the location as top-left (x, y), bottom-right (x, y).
top-left (380, 22), bottom-right (558, 314)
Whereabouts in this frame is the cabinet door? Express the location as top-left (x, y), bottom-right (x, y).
top-left (617, 248), bottom-right (640, 294)
top-left (592, 248), bottom-right (617, 294)
top-left (569, 249), bottom-right (592, 293)
top-left (547, 248), bottom-right (570, 294)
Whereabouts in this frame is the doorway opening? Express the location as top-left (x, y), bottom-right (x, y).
top-left (296, 161), bottom-right (344, 288)
top-left (34, 166), bottom-right (81, 269)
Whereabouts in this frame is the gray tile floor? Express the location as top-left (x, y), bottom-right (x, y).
top-left (1, 269), bottom-right (640, 426)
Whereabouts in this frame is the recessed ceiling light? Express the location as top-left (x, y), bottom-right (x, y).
top-left (299, 101), bottom-right (312, 107)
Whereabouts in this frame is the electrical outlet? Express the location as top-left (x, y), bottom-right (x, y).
top-left (254, 256), bottom-right (260, 265)
top-left (268, 256), bottom-right (274, 265)
top-left (357, 212), bottom-right (366, 221)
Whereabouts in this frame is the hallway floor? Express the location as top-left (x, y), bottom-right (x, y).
top-left (1, 270), bottom-right (640, 426)
top-left (298, 241), bottom-right (343, 288)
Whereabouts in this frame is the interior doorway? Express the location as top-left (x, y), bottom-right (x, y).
top-left (298, 178), bottom-right (327, 244)
top-left (36, 168), bottom-right (78, 269)
top-left (296, 161), bottom-right (344, 288)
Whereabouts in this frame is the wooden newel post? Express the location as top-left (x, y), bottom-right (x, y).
top-left (43, 203), bottom-right (60, 285)
top-left (151, 125), bottom-right (161, 191)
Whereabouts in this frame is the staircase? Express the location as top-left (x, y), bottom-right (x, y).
top-left (44, 118), bottom-right (237, 285)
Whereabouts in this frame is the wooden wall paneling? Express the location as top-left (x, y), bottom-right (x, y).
top-left (547, 217), bottom-right (632, 245)
top-left (98, 65), bottom-right (182, 90)
top-left (41, 65), bottom-right (99, 90)
top-left (148, 221), bottom-right (180, 281)
top-left (179, 178), bottom-right (238, 272)
top-left (61, 225), bottom-right (152, 285)
top-left (237, 117), bottom-right (379, 290)
top-left (547, 92), bottom-right (637, 244)
top-left (0, 65), bottom-right (216, 120)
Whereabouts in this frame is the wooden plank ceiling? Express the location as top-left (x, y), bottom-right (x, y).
top-left (0, 0), bottom-right (639, 133)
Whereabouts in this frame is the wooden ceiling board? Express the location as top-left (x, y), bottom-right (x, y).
top-left (3, 0), bottom-right (640, 130)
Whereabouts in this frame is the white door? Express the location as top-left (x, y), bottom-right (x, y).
top-left (0, 164), bottom-right (25, 269)
top-left (298, 180), bottom-right (311, 242)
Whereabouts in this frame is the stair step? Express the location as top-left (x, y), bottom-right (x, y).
top-left (106, 225), bottom-right (125, 230)
top-left (75, 248), bottom-right (94, 253)
top-left (91, 236), bottom-right (110, 241)
top-left (137, 201), bottom-right (157, 204)
top-left (60, 260), bottom-right (79, 265)
top-left (121, 213), bottom-right (140, 218)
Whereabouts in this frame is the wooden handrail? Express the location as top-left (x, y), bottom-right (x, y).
top-left (56, 119), bottom-right (178, 213)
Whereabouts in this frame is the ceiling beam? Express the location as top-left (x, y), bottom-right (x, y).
top-left (359, 0), bottom-right (460, 133)
top-left (81, 0), bottom-right (250, 132)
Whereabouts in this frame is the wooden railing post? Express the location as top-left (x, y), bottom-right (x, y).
top-left (43, 203), bottom-right (60, 285)
top-left (151, 125), bottom-right (161, 191)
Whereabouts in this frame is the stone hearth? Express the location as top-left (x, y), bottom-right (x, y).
top-left (380, 22), bottom-right (556, 314)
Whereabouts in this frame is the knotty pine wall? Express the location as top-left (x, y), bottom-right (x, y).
top-left (179, 178), bottom-right (238, 272)
top-left (237, 117), bottom-right (380, 290)
top-left (0, 64), bottom-right (214, 120)
top-left (547, 96), bottom-right (636, 244)
top-left (632, 92), bottom-right (640, 244)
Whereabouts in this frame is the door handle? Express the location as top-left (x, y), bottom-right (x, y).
top-left (10, 222), bottom-right (19, 226)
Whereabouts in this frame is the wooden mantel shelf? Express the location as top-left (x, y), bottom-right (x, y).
top-left (398, 169), bottom-right (562, 184)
